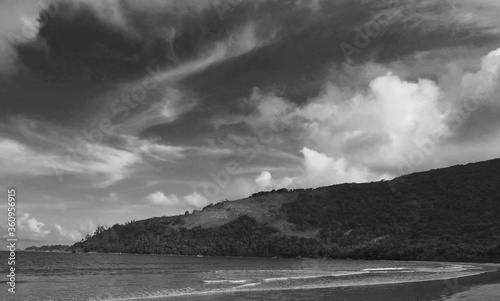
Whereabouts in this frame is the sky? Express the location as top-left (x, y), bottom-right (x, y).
top-left (1, 0), bottom-right (500, 248)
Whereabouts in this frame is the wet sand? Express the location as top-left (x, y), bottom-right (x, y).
top-left (440, 263), bottom-right (500, 301)
top-left (444, 283), bottom-right (500, 300)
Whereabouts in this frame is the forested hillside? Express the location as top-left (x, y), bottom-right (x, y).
top-left (25, 245), bottom-right (71, 252)
top-left (71, 159), bottom-right (500, 262)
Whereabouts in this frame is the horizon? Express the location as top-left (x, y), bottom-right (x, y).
top-left (2, 0), bottom-right (500, 249)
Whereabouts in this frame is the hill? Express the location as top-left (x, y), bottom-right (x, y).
top-left (71, 158), bottom-right (500, 262)
top-left (25, 245), bottom-right (71, 252)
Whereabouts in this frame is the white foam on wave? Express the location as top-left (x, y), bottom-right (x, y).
top-left (88, 270), bottom-right (489, 301)
top-left (263, 276), bottom-right (290, 282)
top-left (363, 267), bottom-right (406, 271)
top-left (414, 263), bottom-right (484, 273)
top-left (204, 279), bottom-right (247, 284)
top-left (263, 271), bottom-right (368, 282)
top-left (416, 266), bottom-right (468, 273)
top-left (89, 265), bottom-right (489, 301)
top-left (233, 282), bottom-right (262, 289)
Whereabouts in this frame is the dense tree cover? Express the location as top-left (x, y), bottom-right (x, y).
top-left (282, 159), bottom-right (500, 262)
top-left (72, 216), bottom-right (327, 258)
top-left (70, 159), bottom-right (500, 262)
top-left (25, 245), bottom-right (71, 252)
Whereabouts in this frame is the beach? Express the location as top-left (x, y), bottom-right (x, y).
top-left (1, 251), bottom-right (498, 301)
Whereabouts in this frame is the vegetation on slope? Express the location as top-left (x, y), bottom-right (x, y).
top-left (25, 245), bottom-right (71, 252)
top-left (71, 159), bottom-right (500, 262)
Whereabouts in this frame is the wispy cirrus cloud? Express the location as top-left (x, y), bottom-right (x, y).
top-left (0, 116), bottom-right (188, 188)
top-left (0, 135), bottom-right (142, 187)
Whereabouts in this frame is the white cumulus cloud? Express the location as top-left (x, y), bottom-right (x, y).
top-left (18, 213), bottom-right (51, 237)
top-left (147, 191), bottom-right (209, 210)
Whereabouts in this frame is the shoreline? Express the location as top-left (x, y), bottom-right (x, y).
top-left (16, 250), bottom-right (500, 266)
top-left (137, 265), bottom-right (500, 301)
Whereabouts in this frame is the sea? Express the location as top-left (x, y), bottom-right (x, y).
top-left (0, 251), bottom-right (499, 301)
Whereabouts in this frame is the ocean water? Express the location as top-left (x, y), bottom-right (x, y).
top-left (0, 251), bottom-right (498, 301)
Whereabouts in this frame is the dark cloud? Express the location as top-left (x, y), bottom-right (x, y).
top-left (181, 0), bottom-right (499, 107)
top-left (138, 0), bottom-right (500, 146)
top-left (18, 1), bottom-right (159, 81)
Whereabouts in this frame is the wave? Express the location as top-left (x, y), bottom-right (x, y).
top-left (363, 267), bottom-right (406, 271)
top-left (88, 264), bottom-right (490, 301)
top-left (204, 279), bottom-right (247, 284)
top-left (203, 280), bottom-right (228, 284)
top-left (414, 264), bottom-right (480, 273)
top-left (364, 264), bottom-right (484, 274)
top-left (89, 271), bottom-right (490, 301)
top-left (263, 277), bottom-right (290, 282)
top-left (87, 270), bottom-right (490, 301)
top-left (263, 271), bottom-right (369, 282)
top-left (234, 282), bottom-right (262, 289)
